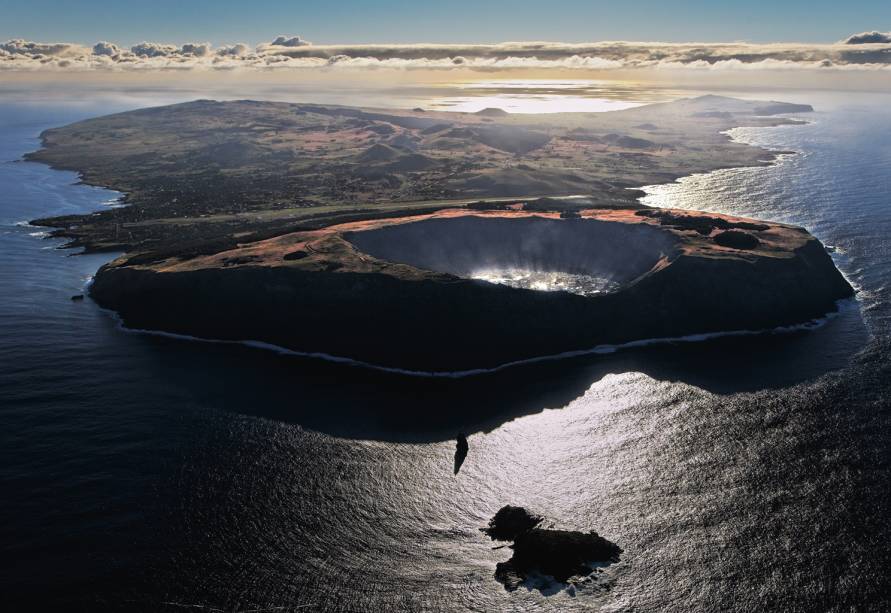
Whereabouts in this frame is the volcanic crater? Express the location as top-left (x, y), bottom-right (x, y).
top-left (344, 216), bottom-right (676, 297)
top-left (89, 207), bottom-right (854, 373)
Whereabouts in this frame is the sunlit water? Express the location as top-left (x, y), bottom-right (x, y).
top-left (1, 93), bottom-right (890, 611)
top-left (429, 94), bottom-right (641, 114)
top-left (425, 80), bottom-right (671, 113)
top-left (471, 268), bottom-right (620, 296)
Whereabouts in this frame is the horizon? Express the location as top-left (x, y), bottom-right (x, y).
top-left (3, 30), bottom-right (891, 96)
top-left (3, 3), bottom-right (891, 611)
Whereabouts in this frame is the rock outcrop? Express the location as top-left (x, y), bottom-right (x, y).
top-left (89, 207), bottom-right (854, 373)
top-left (483, 506), bottom-right (543, 540)
top-left (482, 506), bottom-right (622, 590)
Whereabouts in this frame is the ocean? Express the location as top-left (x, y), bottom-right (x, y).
top-left (1, 91), bottom-right (889, 611)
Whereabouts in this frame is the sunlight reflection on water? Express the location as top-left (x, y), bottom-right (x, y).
top-left (424, 79), bottom-right (675, 113)
top-left (430, 94), bottom-right (642, 114)
top-left (4, 93), bottom-right (889, 612)
top-left (470, 268), bottom-right (620, 295)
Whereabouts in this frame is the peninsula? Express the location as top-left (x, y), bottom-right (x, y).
top-left (29, 96), bottom-right (854, 372)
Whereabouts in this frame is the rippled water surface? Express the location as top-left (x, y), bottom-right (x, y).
top-left (470, 268), bottom-right (621, 296)
top-left (1, 94), bottom-right (889, 611)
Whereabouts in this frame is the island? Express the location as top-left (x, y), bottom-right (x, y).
top-left (28, 95), bottom-right (854, 373)
top-left (482, 506), bottom-right (622, 590)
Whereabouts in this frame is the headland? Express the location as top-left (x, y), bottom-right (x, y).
top-left (27, 95), bottom-right (853, 372)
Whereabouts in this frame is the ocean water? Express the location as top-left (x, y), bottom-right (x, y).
top-left (1, 93), bottom-right (889, 611)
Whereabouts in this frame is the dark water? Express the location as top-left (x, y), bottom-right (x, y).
top-left (1, 94), bottom-right (889, 612)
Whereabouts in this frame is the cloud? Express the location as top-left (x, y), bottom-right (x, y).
top-left (181, 43), bottom-right (212, 57)
top-left (0, 39), bottom-right (87, 57)
top-left (130, 42), bottom-right (179, 57)
top-left (842, 31), bottom-right (891, 44)
top-left (92, 41), bottom-right (120, 57)
top-left (216, 43), bottom-right (250, 57)
top-left (3, 37), bottom-right (891, 74)
top-left (270, 35), bottom-right (312, 47)
top-left (128, 41), bottom-right (214, 58)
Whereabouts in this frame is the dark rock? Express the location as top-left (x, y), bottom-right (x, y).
top-left (496, 528), bottom-right (622, 588)
top-left (283, 250), bottom-right (309, 261)
top-left (714, 230), bottom-right (761, 250)
top-left (483, 505), bottom-right (543, 541)
top-left (454, 432), bottom-right (468, 474)
top-left (70, 294), bottom-right (84, 301)
top-left (483, 506), bottom-right (622, 591)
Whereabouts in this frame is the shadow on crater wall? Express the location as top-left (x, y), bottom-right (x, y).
top-left (345, 216), bottom-right (676, 288)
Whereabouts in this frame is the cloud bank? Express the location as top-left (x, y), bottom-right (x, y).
top-left (842, 31), bottom-right (891, 44)
top-left (3, 33), bottom-right (891, 73)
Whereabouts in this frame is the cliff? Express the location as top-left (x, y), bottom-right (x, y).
top-left (89, 208), bottom-right (854, 373)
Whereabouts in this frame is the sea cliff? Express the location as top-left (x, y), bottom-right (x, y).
top-left (89, 208), bottom-right (853, 373)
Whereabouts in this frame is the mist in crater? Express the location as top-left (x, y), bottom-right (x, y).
top-left (345, 216), bottom-right (675, 296)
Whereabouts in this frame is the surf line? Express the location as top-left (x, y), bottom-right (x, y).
top-left (94, 298), bottom-right (854, 379)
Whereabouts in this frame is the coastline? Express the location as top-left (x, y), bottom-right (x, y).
top-left (87, 208), bottom-right (853, 371)
top-left (22, 96), bottom-right (857, 374)
top-left (4, 95), bottom-right (890, 613)
top-left (25, 96), bottom-right (812, 254)
top-left (639, 118), bottom-right (813, 210)
top-left (95, 297), bottom-right (858, 379)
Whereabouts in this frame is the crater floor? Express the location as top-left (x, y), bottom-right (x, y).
top-left (343, 215), bottom-right (676, 297)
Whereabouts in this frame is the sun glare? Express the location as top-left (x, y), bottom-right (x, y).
top-left (426, 79), bottom-right (659, 113)
top-left (470, 268), bottom-right (620, 296)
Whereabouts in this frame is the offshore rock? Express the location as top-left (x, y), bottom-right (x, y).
top-left (483, 506), bottom-right (622, 590)
top-left (482, 505), bottom-right (543, 541)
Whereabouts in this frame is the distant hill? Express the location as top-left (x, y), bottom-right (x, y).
top-left (383, 153), bottom-right (439, 172)
top-left (474, 107), bottom-right (509, 117)
top-left (754, 103), bottom-right (814, 116)
top-left (356, 143), bottom-right (402, 162)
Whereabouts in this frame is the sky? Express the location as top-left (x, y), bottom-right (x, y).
top-left (3, 0), bottom-right (891, 98)
top-left (2, 0), bottom-right (890, 46)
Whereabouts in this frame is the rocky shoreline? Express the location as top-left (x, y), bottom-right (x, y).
top-left (21, 95), bottom-right (853, 373)
top-left (88, 207), bottom-right (854, 373)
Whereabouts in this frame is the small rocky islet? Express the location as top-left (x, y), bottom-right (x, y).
top-left (482, 506), bottom-right (622, 590)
